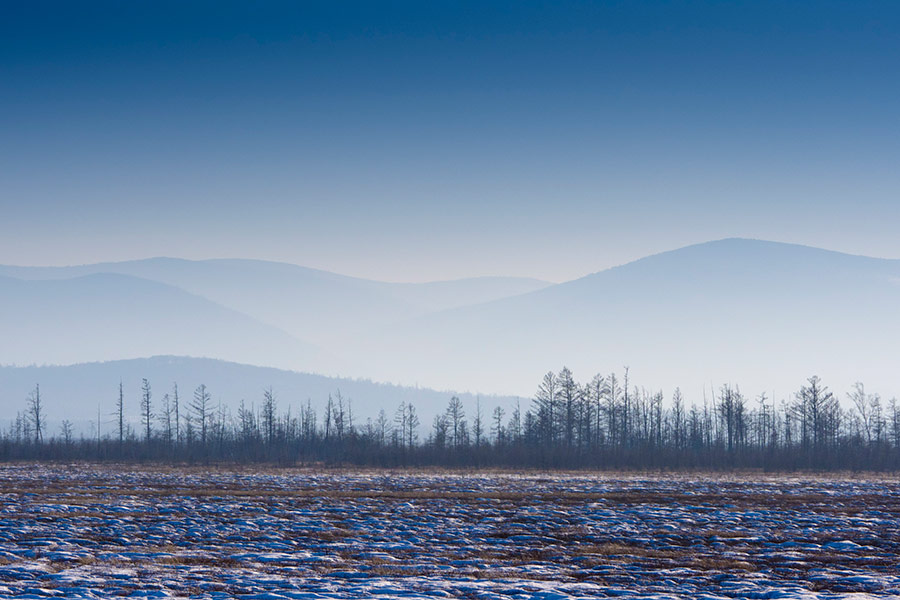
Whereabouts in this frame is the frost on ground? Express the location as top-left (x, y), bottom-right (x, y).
top-left (0, 466), bottom-right (897, 599)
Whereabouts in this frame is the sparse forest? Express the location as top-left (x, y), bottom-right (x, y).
top-left (3, 369), bottom-right (900, 470)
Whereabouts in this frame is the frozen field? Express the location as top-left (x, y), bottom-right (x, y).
top-left (0, 466), bottom-right (898, 599)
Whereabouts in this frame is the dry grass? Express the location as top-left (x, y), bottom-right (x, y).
top-left (5, 471), bottom-right (900, 520)
top-left (157, 554), bottom-right (243, 568)
top-left (690, 556), bottom-right (756, 571)
top-left (1, 466), bottom-right (896, 597)
top-left (577, 542), bottom-right (683, 560)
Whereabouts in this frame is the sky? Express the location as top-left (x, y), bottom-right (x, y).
top-left (2, 1), bottom-right (900, 283)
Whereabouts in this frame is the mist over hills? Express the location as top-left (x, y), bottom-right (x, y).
top-left (0, 259), bottom-right (549, 345)
top-left (1, 239), bottom-right (899, 405)
top-left (353, 239), bottom-right (900, 400)
top-left (0, 273), bottom-right (322, 370)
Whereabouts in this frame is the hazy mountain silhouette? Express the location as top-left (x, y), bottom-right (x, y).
top-left (2, 239), bottom-right (898, 402)
top-left (355, 239), bottom-right (900, 399)
top-left (0, 273), bottom-right (323, 371)
top-left (0, 259), bottom-right (550, 345)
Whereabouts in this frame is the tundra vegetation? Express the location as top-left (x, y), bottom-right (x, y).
top-left (0, 466), bottom-right (897, 598)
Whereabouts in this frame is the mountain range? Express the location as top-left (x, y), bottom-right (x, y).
top-left (2, 238), bottom-right (898, 409)
top-left (0, 259), bottom-right (549, 348)
top-left (361, 238), bottom-right (900, 399)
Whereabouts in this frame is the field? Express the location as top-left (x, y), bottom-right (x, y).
top-left (0, 466), bottom-right (898, 599)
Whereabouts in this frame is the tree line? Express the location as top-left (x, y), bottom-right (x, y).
top-left (3, 368), bottom-right (900, 470)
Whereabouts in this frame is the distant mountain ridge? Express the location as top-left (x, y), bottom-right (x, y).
top-left (0, 273), bottom-right (323, 371)
top-left (347, 238), bottom-right (900, 399)
top-left (0, 258), bottom-right (551, 345)
top-left (2, 239), bottom-right (898, 402)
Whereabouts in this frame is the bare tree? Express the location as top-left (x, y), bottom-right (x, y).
top-left (237, 400), bottom-right (258, 443)
top-left (60, 420), bottom-right (73, 445)
top-left (192, 384), bottom-right (211, 446)
top-left (557, 367), bottom-right (580, 449)
top-left (159, 393), bottom-right (173, 445)
top-left (849, 381), bottom-right (878, 445)
top-left (671, 388), bottom-right (685, 450)
top-left (374, 409), bottom-right (390, 446)
top-left (116, 381), bottom-right (125, 446)
top-left (446, 396), bottom-right (466, 450)
top-left (324, 394), bottom-right (334, 441)
top-left (507, 399), bottom-right (522, 443)
top-left (534, 372), bottom-right (558, 445)
top-left (333, 390), bottom-right (346, 441)
top-left (394, 402), bottom-right (408, 448)
top-left (793, 376), bottom-right (837, 451)
top-left (586, 374), bottom-right (607, 448)
top-left (431, 413), bottom-right (449, 449)
top-left (473, 398), bottom-right (484, 447)
top-left (890, 397), bottom-right (900, 451)
top-left (173, 383), bottom-right (181, 445)
top-left (262, 387), bottom-right (277, 444)
top-left (605, 372), bottom-right (622, 448)
top-left (491, 405), bottom-right (505, 444)
top-left (140, 378), bottom-right (153, 443)
top-left (27, 384), bottom-right (43, 444)
top-left (717, 385), bottom-right (746, 453)
top-left (391, 401), bottom-right (420, 449)
top-left (302, 399), bottom-right (317, 443)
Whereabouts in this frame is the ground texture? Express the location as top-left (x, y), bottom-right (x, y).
top-left (0, 465), bottom-right (898, 599)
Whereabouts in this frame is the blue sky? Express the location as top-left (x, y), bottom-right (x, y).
top-left (2, 1), bottom-right (899, 282)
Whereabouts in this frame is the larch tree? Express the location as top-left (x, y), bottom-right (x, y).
top-left (446, 396), bottom-right (466, 450)
top-left (262, 387), bottom-right (277, 444)
top-left (534, 371), bottom-right (558, 445)
top-left (140, 378), bottom-right (153, 443)
top-left (116, 381), bottom-right (125, 446)
top-left (27, 384), bottom-right (43, 444)
top-left (172, 383), bottom-right (180, 445)
top-left (192, 384), bottom-right (211, 446)
top-left (556, 367), bottom-right (580, 448)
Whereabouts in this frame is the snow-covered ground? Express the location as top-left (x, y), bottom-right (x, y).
top-left (0, 466), bottom-right (897, 599)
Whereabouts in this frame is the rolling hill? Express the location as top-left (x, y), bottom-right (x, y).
top-left (352, 239), bottom-right (900, 400)
top-left (0, 259), bottom-right (550, 345)
top-left (0, 273), bottom-right (324, 371)
top-left (2, 239), bottom-right (898, 404)
top-left (0, 356), bottom-right (522, 433)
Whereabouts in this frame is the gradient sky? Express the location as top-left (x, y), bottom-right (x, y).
top-left (2, 1), bottom-right (899, 282)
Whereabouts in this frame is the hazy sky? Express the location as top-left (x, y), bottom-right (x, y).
top-left (3, 1), bottom-right (899, 282)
